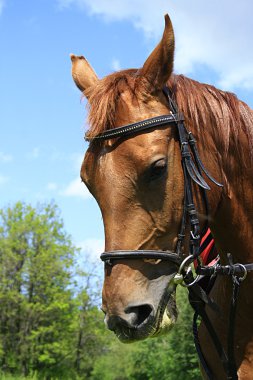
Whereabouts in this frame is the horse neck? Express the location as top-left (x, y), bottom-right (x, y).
top-left (172, 76), bottom-right (253, 377)
top-left (210, 105), bottom-right (253, 266)
top-left (196, 103), bottom-right (253, 379)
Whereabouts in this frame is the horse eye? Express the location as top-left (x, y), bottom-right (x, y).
top-left (149, 158), bottom-right (167, 180)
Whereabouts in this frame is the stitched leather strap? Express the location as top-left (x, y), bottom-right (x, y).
top-left (85, 113), bottom-right (184, 141)
top-left (101, 250), bottom-right (181, 266)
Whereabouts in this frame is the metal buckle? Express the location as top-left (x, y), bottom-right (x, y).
top-left (173, 255), bottom-right (201, 287)
top-left (173, 254), bottom-right (203, 287)
top-left (236, 263), bottom-right (247, 282)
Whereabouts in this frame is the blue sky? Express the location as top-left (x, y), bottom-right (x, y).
top-left (1, 0), bottom-right (253, 263)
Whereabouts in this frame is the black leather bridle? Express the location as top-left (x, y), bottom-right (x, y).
top-left (86, 87), bottom-right (222, 269)
top-left (85, 87), bottom-right (253, 380)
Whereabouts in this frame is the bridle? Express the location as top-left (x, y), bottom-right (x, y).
top-left (85, 87), bottom-right (253, 380)
top-left (86, 87), bottom-right (221, 267)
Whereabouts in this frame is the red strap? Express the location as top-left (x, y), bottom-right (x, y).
top-left (197, 228), bottom-right (219, 267)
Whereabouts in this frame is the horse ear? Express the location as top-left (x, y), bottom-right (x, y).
top-left (139, 14), bottom-right (175, 88)
top-left (70, 54), bottom-right (98, 96)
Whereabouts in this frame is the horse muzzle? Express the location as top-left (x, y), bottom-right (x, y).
top-left (104, 303), bottom-right (158, 342)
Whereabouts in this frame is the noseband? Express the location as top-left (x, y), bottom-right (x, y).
top-left (86, 87), bottom-right (253, 380)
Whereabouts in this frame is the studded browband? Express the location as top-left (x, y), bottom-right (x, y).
top-left (85, 113), bottom-right (183, 141)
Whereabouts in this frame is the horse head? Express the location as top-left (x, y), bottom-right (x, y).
top-left (71, 15), bottom-right (222, 342)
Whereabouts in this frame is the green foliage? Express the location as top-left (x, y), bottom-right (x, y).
top-left (0, 374), bottom-right (38, 380)
top-left (0, 202), bottom-right (103, 379)
top-left (0, 202), bottom-right (202, 379)
top-left (0, 202), bottom-right (77, 378)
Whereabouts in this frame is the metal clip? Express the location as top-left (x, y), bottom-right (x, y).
top-left (190, 230), bottom-right (200, 241)
top-left (173, 273), bottom-right (184, 285)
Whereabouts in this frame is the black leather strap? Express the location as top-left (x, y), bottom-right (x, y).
top-left (101, 250), bottom-right (181, 266)
top-left (85, 114), bottom-right (184, 141)
top-left (196, 263), bottom-right (253, 276)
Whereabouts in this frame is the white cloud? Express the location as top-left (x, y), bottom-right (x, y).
top-left (46, 182), bottom-right (58, 191)
top-left (70, 152), bottom-right (84, 171)
top-left (27, 147), bottom-right (40, 159)
top-left (61, 177), bottom-right (91, 199)
top-left (57, 0), bottom-right (72, 9)
top-left (77, 238), bottom-right (104, 261)
top-left (0, 174), bottom-right (9, 186)
top-left (58, 0), bottom-right (253, 90)
top-left (0, 152), bottom-right (13, 163)
top-left (0, 0), bottom-right (4, 15)
top-left (111, 58), bottom-right (121, 71)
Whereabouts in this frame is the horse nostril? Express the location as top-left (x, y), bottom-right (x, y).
top-left (105, 304), bottom-right (155, 332)
top-left (125, 304), bottom-right (154, 327)
top-left (106, 315), bottom-right (122, 331)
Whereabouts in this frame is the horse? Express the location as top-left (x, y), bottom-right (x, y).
top-left (70, 14), bottom-right (253, 380)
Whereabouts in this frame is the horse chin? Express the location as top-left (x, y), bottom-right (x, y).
top-left (114, 323), bottom-right (155, 343)
top-left (114, 288), bottom-right (178, 343)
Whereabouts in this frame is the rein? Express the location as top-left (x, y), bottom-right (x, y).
top-left (86, 87), bottom-right (252, 380)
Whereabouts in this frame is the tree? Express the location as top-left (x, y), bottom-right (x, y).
top-left (0, 202), bottom-right (78, 378)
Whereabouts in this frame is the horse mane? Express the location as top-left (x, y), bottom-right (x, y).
top-left (85, 70), bottom-right (253, 160)
top-left (171, 75), bottom-right (253, 160)
top-left (85, 69), bottom-right (149, 138)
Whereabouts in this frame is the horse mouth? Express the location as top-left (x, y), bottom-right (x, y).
top-left (114, 288), bottom-right (177, 343)
top-left (114, 314), bottom-right (157, 342)
top-left (152, 288), bottom-right (177, 337)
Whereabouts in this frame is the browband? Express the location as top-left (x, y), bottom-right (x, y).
top-left (85, 113), bottom-right (184, 141)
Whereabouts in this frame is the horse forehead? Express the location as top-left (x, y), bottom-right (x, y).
top-left (81, 127), bottom-right (174, 195)
top-left (103, 131), bottom-right (170, 170)
top-left (115, 87), bottom-right (170, 123)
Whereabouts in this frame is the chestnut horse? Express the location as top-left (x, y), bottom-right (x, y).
top-left (71, 14), bottom-right (253, 380)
